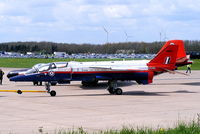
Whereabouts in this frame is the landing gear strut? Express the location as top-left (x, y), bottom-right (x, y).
top-left (45, 82), bottom-right (56, 97)
top-left (107, 80), bottom-right (123, 95)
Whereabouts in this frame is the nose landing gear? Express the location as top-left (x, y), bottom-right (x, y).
top-left (45, 82), bottom-right (56, 97)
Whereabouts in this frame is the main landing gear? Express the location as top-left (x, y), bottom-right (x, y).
top-left (45, 82), bottom-right (56, 97)
top-left (107, 80), bottom-right (123, 95)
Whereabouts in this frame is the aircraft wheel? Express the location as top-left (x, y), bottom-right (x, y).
top-left (115, 88), bottom-right (123, 95)
top-left (33, 81), bottom-right (38, 86)
top-left (17, 90), bottom-right (22, 94)
top-left (50, 90), bottom-right (56, 97)
top-left (107, 87), bottom-right (115, 94)
top-left (136, 80), bottom-right (142, 85)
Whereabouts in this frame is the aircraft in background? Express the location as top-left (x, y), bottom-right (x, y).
top-left (9, 40), bottom-right (192, 96)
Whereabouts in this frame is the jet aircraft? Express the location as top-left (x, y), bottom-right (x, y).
top-left (9, 40), bottom-right (192, 96)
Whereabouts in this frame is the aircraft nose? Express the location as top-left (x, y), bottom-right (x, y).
top-left (10, 75), bottom-right (29, 81)
top-left (9, 74), bottom-right (39, 82)
top-left (7, 72), bottom-right (19, 78)
top-left (9, 73), bottom-right (57, 82)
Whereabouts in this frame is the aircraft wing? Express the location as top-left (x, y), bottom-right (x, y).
top-left (89, 66), bottom-right (112, 69)
top-left (89, 66), bottom-right (148, 70)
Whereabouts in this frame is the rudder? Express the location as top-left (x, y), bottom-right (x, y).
top-left (148, 42), bottom-right (178, 70)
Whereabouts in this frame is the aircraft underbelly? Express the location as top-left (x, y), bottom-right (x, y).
top-left (71, 71), bottom-right (149, 82)
top-left (10, 71), bottom-right (151, 85)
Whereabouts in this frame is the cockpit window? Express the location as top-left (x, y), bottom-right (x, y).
top-left (25, 69), bottom-right (37, 74)
top-left (30, 62), bottom-right (68, 72)
top-left (32, 63), bottom-right (47, 72)
top-left (38, 63), bottom-right (51, 72)
top-left (50, 63), bottom-right (56, 69)
top-left (32, 63), bottom-right (45, 69)
top-left (54, 62), bottom-right (68, 68)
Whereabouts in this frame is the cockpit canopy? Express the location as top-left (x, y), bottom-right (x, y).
top-left (38, 63), bottom-right (52, 72)
top-left (25, 62), bottom-right (68, 74)
top-left (54, 62), bottom-right (68, 68)
top-left (37, 62), bottom-right (68, 72)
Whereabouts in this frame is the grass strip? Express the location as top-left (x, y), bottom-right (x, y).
top-left (52, 121), bottom-right (200, 134)
top-left (0, 58), bottom-right (199, 70)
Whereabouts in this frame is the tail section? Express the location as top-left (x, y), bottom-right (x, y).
top-left (157, 40), bottom-right (186, 59)
top-left (157, 40), bottom-right (192, 66)
top-left (148, 42), bottom-right (178, 71)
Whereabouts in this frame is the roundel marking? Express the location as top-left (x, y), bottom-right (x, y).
top-left (48, 71), bottom-right (55, 77)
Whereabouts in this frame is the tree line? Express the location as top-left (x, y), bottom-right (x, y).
top-left (0, 40), bottom-right (199, 54)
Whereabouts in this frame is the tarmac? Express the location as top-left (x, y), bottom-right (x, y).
top-left (0, 68), bottom-right (200, 134)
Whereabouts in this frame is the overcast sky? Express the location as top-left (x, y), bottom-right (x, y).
top-left (0, 0), bottom-right (200, 44)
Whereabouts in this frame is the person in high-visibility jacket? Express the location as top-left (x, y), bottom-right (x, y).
top-left (0, 69), bottom-right (4, 85)
top-left (186, 64), bottom-right (192, 73)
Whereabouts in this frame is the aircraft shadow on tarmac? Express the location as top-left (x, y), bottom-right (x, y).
top-left (14, 81), bottom-right (136, 88)
top-left (111, 90), bottom-right (196, 96)
top-left (181, 82), bottom-right (200, 86)
top-left (22, 92), bottom-right (164, 98)
top-left (20, 89), bottom-right (197, 98)
top-left (12, 81), bottom-right (198, 98)
top-left (80, 81), bottom-right (136, 90)
top-left (153, 82), bottom-right (200, 86)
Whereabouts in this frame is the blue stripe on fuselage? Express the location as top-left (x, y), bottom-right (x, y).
top-left (10, 71), bottom-right (149, 84)
top-left (71, 72), bottom-right (149, 81)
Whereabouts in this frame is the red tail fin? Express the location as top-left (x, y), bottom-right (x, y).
top-left (157, 40), bottom-right (186, 60)
top-left (148, 42), bottom-right (178, 70)
top-left (157, 40), bottom-right (193, 66)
